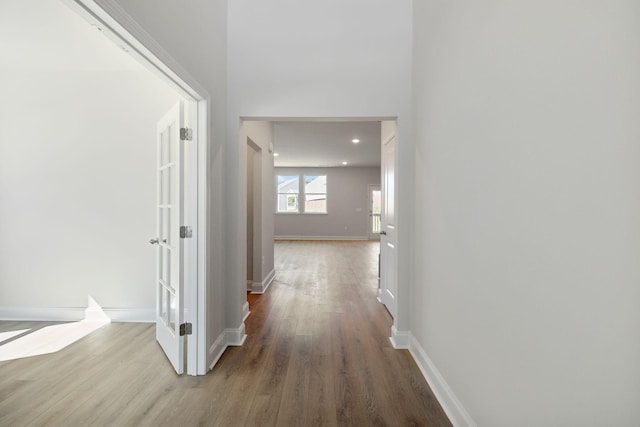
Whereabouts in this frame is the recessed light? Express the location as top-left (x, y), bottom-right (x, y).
top-left (273, 152), bottom-right (279, 157)
top-left (342, 161), bottom-right (348, 165)
top-left (352, 138), bottom-right (360, 144)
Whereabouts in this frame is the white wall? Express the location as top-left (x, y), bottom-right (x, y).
top-left (228, 0), bottom-right (413, 331)
top-left (275, 167), bottom-right (380, 239)
top-left (412, 1), bottom-right (640, 425)
top-left (101, 0), bottom-right (229, 357)
top-left (0, 0), bottom-right (181, 318)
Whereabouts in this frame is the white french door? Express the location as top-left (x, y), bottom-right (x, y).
top-left (154, 103), bottom-right (186, 374)
top-left (380, 133), bottom-right (397, 318)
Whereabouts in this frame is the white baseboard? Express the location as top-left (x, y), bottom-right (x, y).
top-left (274, 235), bottom-right (368, 241)
top-left (208, 322), bottom-right (248, 371)
top-left (408, 333), bottom-right (476, 427)
top-left (389, 325), bottom-right (410, 349)
top-left (225, 323), bottom-right (247, 346)
top-left (246, 280), bottom-right (253, 291)
top-left (208, 330), bottom-right (227, 370)
top-left (251, 268), bottom-right (276, 294)
top-left (0, 307), bottom-right (154, 323)
top-left (242, 302), bottom-right (250, 322)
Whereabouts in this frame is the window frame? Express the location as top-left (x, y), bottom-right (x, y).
top-left (302, 174), bottom-right (327, 214)
top-left (275, 173), bottom-right (328, 215)
top-left (276, 175), bottom-right (301, 214)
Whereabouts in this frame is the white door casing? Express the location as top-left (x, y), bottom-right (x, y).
top-left (155, 102), bottom-right (186, 374)
top-left (380, 132), bottom-right (397, 318)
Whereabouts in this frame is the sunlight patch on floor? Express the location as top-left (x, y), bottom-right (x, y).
top-left (0, 320), bottom-right (108, 362)
top-left (0, 329), bottom-right (31, 345)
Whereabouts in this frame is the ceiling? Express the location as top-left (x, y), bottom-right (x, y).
top-left (272, 121), bottom-right (381, 168)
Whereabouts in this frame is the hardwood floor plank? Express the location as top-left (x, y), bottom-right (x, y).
top-left (275, 334), bottom-right (311, 426)
top-left (0, 241), bottom-right (452, 427)
top-left (306, 353), bottom-right (338, 426)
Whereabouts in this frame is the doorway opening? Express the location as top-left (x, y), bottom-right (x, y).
top-left (368, 185), bottom-right (382, 240)
top-left (240, 118), bottom-right (398, 331)
top-left (42, 0), bottom-right (209, 375)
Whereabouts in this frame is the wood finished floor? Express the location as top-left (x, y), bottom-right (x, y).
top-left (0, 241), bottom-right (452, 426)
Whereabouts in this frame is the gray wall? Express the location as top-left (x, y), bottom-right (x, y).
top-left (275, 167), bottom-right (380, 239)
top-left (412, 1), bottom-right (640, 425)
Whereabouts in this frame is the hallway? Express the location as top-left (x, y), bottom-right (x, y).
top-left (239, 240), bottom-right (452, 425)
top-left (0, 241), bottom-right (451, 426)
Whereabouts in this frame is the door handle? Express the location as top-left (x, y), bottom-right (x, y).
top-left (150, 238), bottom-right (159, 245)
top-left (380, 231), bottom-right (387, 236)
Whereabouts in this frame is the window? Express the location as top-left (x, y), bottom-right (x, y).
top-left (304, 175), bottom-right (327, 213)
top-left (276, 174), bottom-right (327, 214)
top-left (277, 175), bottom-right (299, 212)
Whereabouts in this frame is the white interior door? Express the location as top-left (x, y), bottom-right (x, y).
top-left (154, 103), bottom-right (185, 374)
top-left (380, 133), bottom-right (397, 318)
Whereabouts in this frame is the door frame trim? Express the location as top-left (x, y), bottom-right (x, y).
top-left (62, 0), bottom-right (209, 375)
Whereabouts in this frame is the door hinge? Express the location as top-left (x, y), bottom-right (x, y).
top-left (180, 226), bottom-right (193, 239)
top-left (180, 127), bottom-right (193, 141)
top-left (179, 322), bottom-right (192, 336)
